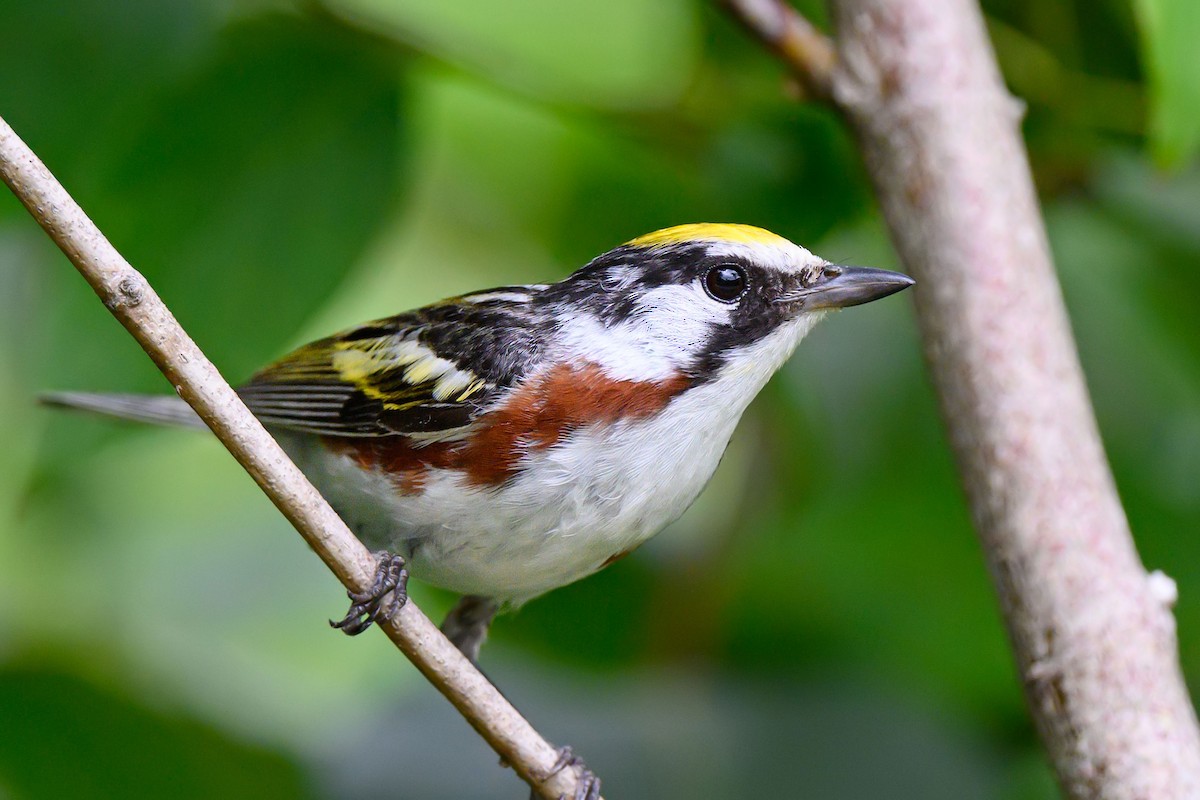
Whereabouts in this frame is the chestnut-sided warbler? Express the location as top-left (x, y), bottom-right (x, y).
top-left (46, 223), bottom-right (912, 661)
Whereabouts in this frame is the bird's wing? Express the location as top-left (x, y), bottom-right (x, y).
top-left (238, 287), bottom-right (547, 438)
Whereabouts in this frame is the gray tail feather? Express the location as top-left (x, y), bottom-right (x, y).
top-left (39, 391), bottom-right (207, 430)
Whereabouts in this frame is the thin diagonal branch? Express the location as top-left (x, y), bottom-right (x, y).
top-left (724, 0), bottom-right (1200, 796)
top-left (0, 115), bottom-right (594, 800)
top-left (720, 0), bottom-right (836, 101)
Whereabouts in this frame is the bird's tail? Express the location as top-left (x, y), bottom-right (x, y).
top-left (39, 391), bottom-right (207, 430)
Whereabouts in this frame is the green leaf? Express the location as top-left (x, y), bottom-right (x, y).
top-left (0, 665), bottom-right (312, 799)
top-left (93, 15), bottom-right (407, 379)
top-left (1133, 0), bottom-right (1200, 167)
top-left (0, 0), bottom-right (217, 199)
top-left (326, 0), bottom-right (698, 108)
top-left (8, 10), bottom-right (408, 467)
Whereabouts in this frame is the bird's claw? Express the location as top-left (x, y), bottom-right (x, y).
top-left (329, 551), bottom-right (408, 635)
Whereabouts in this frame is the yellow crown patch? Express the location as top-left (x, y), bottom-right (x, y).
top-left (627, 223), bottom-right (791, 249)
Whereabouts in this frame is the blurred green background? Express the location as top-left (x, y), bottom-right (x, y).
top-left (2, 0), bottom-right (1198, 797)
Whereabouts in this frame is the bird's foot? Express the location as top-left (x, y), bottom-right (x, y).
top-left (329, 551), bottom-right (408, 635)
top-left (532, 745), bottom-right (600, 800)
top-left (441, 594), bottom-right (501, 664)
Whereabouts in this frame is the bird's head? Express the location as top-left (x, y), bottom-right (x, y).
top-left (543, 223), bottom-right (914, 389)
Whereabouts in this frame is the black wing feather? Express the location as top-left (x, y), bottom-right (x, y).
top-left (237, 287), bottom-right (547, 437)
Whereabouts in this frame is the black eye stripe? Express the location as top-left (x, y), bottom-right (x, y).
top-left (704, 264), bottom-right (748, 302)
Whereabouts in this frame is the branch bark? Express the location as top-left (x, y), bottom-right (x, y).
top-left (0, 115), bottom-right (593, 800)
top-left (727, 0), bottom-right (1200, 797)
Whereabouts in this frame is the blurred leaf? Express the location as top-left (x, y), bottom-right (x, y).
top-left (545, 106), bottom-right (867, 269)
top-left (1133, 0), bottom-right (1200, 167)
top-left (0, 0), bottom-right (219, 465)
top-left (25, 12), bottom-right (408, 468)
top-left (94, 14), bottom-right (407, 380)
top-left (0, 0), bottom-right (217, 200)
top-left (0, 229), bottom-right (48, 515)
top-left (0, 664), bottom-right (311, 800)
top-left (325, 0), bottom-right (698, 108)
top-left (8, 431), bottom-right (427, 749)
top-left (501, 559), bottom-right (657, 668)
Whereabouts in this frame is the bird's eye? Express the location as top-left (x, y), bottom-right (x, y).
top-left (704, 265), bottom-right (748, 302)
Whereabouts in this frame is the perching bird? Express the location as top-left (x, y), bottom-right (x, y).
top-left (45, 223), bottom-right (913, 662)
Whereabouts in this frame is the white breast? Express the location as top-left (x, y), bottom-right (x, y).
top-left (282, 314), bottom-right (821, 605)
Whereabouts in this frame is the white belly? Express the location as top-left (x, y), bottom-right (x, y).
top-left (280, 377), bottom-right (747, 605)
top-left (281, 314), bottom-right (819, 604)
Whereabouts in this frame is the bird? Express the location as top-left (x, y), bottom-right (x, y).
top-left (44, 223), bottom-right (913, 662)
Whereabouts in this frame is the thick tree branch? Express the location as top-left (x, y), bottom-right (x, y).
top-left (726, 0), bottom-right (1200, 796)
top-left (0, 115), bottom-right (593, 800)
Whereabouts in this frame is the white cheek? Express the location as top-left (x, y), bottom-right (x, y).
top-left (553, 313), bottom-right (676, 381)
top-left (632, 282), bottom-right (730, 352)
top-left (552, 284), bottom-right (731, 382)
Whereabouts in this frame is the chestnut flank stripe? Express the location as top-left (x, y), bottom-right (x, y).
top-left (325, 364), bottom-right (691, 492)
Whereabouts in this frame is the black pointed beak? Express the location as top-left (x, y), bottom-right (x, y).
top-left (781, 265), bottom-right (915, 310)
